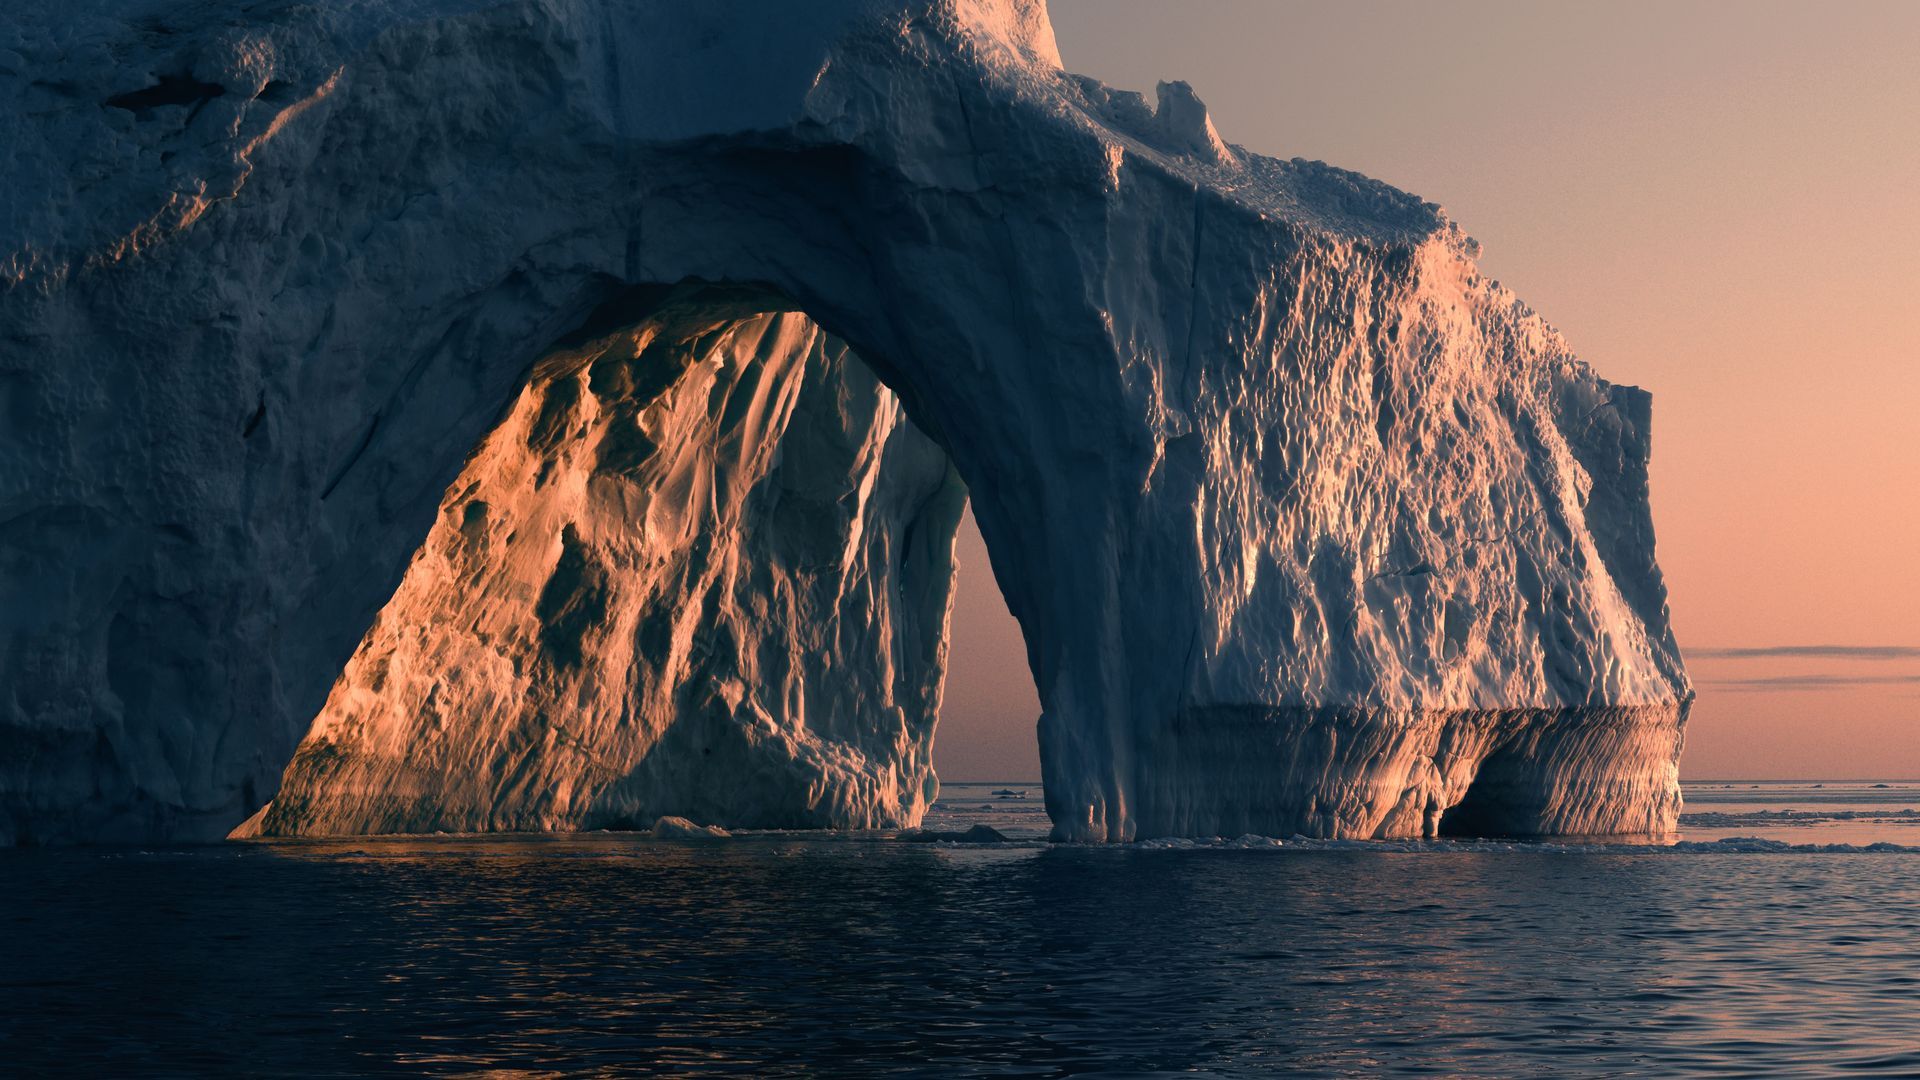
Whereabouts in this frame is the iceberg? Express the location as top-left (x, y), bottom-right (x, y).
top-left (0, 0), bottom-right (1688, 844)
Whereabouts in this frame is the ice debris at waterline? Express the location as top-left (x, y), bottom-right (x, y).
top-left (0, 0), bottom-right (1687, 845)
top-left (649, 817), bottom-right (731, 841)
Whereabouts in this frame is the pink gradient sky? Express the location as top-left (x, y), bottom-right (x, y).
top-left (934, 0), bottom-right (1920, 782)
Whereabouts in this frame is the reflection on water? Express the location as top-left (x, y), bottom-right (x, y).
top-left (4, 789), bottom-right (1919, 1076)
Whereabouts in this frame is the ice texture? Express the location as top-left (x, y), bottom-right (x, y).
top-left (238, 294), bottom-right (961, 837)
top-left (0, 0), bottom-right (1688, 844)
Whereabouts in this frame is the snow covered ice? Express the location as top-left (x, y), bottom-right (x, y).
top-left (0, 0), bottom-right (1688, 844)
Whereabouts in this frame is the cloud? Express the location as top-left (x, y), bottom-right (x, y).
top-left (1688, 645), bottom-right (1920, 661)
top-left (1701, 673), bottom-right (1920, 692)
top-left (1689, 646), bottom-right (1920, 693)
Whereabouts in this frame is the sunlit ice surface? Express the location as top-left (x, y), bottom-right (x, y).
top-left (5, 782), bottom-right (1920, 1076)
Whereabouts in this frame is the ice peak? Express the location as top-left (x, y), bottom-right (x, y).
top-left (947, 0), bottom-right (1063, 69)
top-left (1153, 80), bottom-right (1236, 165)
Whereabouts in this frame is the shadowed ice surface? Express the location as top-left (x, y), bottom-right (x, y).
top-left (4, 782), bottom-right (1918, 1076)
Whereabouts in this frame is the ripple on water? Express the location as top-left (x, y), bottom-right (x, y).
top-left (1, 783), bottom-right (1916, 1076)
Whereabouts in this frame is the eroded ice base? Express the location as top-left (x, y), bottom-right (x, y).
top-left (1046, 704), bottom-right (1686, 842)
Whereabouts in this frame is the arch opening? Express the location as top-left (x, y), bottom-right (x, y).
top-left (1436, 744), bottom-right (1531, 840)
top-left (935, 506), bottom-right (1045, 787)
top-left (240, 282), bottom-right (1039, 837)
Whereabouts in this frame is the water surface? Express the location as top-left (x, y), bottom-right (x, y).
top-left (3, 781), bottom-right (1916, 1076)
top-left (1680, 780), bottom-right (1920, 846)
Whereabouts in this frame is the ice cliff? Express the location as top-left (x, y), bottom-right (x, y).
top-left (0, 0), bottom-right (1689, 844)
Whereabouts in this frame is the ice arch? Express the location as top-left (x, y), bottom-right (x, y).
top-left (0, 0), bottom-right (1689, 844)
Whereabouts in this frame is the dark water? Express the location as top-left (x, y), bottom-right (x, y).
top-left (5, 784), bottom-right (1919, 1076)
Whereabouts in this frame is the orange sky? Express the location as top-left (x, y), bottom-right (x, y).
top-left (934, 0), bottom-right (1920, 782)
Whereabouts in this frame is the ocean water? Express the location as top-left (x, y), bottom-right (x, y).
top-left (1679, 780), bottom-right (1920, 846)
top-left (4, 782), bottom-right (1918, 1077)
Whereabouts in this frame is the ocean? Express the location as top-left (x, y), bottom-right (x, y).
top-left (4, 781), bottom-right (1917, 1076)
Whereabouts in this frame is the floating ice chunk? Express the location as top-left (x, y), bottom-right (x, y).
top-left (899, 825), bottom-right (1010, 844)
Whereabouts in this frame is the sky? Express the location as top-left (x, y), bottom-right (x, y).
top-left (934, 0), bottom-right (1920, 782)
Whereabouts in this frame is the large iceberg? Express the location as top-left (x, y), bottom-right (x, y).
top-left (0, 0), bottom-right (1689, 844)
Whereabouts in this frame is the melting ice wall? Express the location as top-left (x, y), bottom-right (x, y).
top-left (0, 0), bottom-right (1688, 843)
